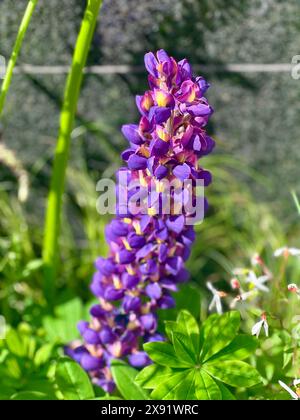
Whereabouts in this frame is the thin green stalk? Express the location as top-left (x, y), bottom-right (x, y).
top-left (42, 0), bottom-right (103, 305)
top-left (291, 190), bottom-right (300, 216)
top-left (0, 0), bottom-right (39, 116)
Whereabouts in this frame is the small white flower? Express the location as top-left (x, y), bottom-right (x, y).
top-left (246, 270), bottom-right (270, 293)
top-left (251, 253), bottom-right (263, 267)
top-left (252, 313), bottom-right (269, 338)
top-left (288, 283), bottom-right (300, 296)
top-left (274, 247), bottom-right (300, 258)
top-left (206, 282), bottom-right (227, 315)
top-left (279, 380), bottom-right (300, 400)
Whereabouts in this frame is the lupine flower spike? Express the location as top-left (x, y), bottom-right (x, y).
top-left (279, 379), bottom-right (300, 400)
top-left (67, 50), bottom-right (214, 393)
top-left (252, 313), bottom-right (269, 338)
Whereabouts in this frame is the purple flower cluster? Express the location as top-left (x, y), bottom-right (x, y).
top-left (67, 50), bottom-right (214, 393)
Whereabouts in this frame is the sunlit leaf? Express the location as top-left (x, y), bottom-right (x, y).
top-left (200, 311), bottom-right (240, 362)
top-left (143, 342), bottom-right (190, 368)
top-left (55, 357), bottom-right (94, 400)
top-left (135, 364), bottom-right (173, 389)
top-left (205, 360), bottom-right (261, 388)
top-left (195, 370), bottom-right (222, 400)
top-left (111, 360), bottom-right (150, 400)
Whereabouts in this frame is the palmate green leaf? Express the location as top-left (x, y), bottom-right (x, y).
top-left (174, 369), bottom-right (197, 400)
top-left (111, 360), bottom-right (150, 400)
top-left (207, 335), bottom-right (258, 363)
top-left (172, 332), bottom-right (197, 365)
top-left (150, 370), bottom-right (189, 400)
top-left (165, 321), bottom-right (178, 342)
top-left (170, 310), bottom-right (200, 355)
top-left (55, 357), bottom-right (95, 400)
top-left (217, 382), bottom-right (236, 400)
top-left (200, 311), bottom-right (240, 363)
top-left (143, 342), bottom-right (191, 368)
top-left (135, 364), bottom-right (173, 389)
top-left (195, 370), bottom-right (222, 400)
top-left (205, 360), bottom-right (262, 388)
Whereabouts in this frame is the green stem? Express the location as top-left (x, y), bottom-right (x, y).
top-left (42, 0), bottom-right (103, 305)
top-left (0, 0), bottom-right (39, 117)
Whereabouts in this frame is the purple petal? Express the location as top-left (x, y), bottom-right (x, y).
top-left (104, 286), bottom-right (124, 301)
top-left (95, 257), bottom-right (115, 276)
top-left (166, 256), bottom-right (183, 275)
top-left (121, 124), bottom-right (143, 145)
top-left (99, 327), bottom-right (116, 344)
top-left (166, 215), bottom-right (185, 234)
top-left (173, 163), bottom-right (191, 181)
top-left (157, 294), bottom-right (175, 309)
top-left (144, 52), bottom-right (158, 77)
top-left (128, 351), bottom-right (151, 368)
top-left (149, 106), bottom-right (172, 125)
top-left (82, 328), bottom-right (101, 345)
top-left (127, 233), bottom-right (146, 248)
top-left (77, 321), bottom-right (89, 335)
top-left (127, 154), bottom-right (148, 170)
top-left (122, 273), bottom-right (140, 289)
top-left (81, 354), bottom-right (104, 371)
top-left (145, 282), bottom-right (162, 300)
top-left (154, 165), bottom-right (168, 180)
top-left (122, 295), bottom-right (141, 313)
top-left (187, 103), bottom-right (213, 117)
top-left (149, 137), bottom-right (170, 157)
top-left (140, 313), bottom-right (157, 331)
top-left (156, 49), bottom-right (170, 63)
top-left (118, 249), bottom-right (135, 264)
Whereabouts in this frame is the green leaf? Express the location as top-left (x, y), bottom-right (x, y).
top-left (208, 335), bottom-right (258, 362)
top-left (174, 370), bottom-right (197, 400)
top-left (43, 298), bottom-right (84, 343)
top-left (144, 342), bottom-right (190, 368)
top-left (217, 382), bottom-right (236, 400)
top-left (194, 370), bottom-right (222, 400)
top-left (135, 364), bottom-right (173, 389)
top-left (172, 332), bottom-right (196, 365)
top-left (164, 321), bottom-right (178, 342)
top-left (6, 329), bottom-right (26, 357)
top-left (204, 360), bottom-right (262, 388)
top-left (150, 370), bottom-right (189, 400)
top-left (10, 391), bottom-right (53, 401)
top-left (34, 343), bottom-right (54, 367)
top-left (111, 360), bottom-right (150, 400)
top-left (55, 357), bottom-right (95, 400)
top-left (200, 311), bottom-right (240, 363)
top-left (176, 310), bottom-right (200, 355)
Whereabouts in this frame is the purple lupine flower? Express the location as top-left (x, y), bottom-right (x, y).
top-left (68, 50), bottom-right (214, 393)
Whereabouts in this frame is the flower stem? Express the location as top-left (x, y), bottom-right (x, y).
top-left (42, 0), bottom-right (103, 305)
top-left (0, 0), bottom-right (39, 117)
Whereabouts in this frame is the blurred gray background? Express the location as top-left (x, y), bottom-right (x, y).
top-left (0, 0), bottom-right (299, 214)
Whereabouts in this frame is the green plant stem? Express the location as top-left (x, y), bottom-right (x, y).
top-left (42, 0), bottom-right (103, 305)
top-left (0, 0), bottom-right (39, 117)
